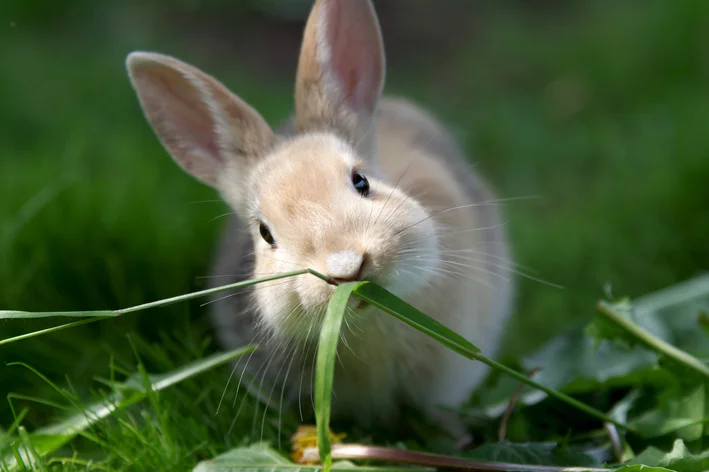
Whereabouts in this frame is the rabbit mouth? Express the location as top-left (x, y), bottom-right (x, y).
top-left (343, 291), bottom-right (370, 312)
top-left (354, 299), bottom-right (369, 310)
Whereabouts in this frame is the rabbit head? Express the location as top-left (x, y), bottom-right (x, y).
top-left (126, 0), bottom-right (441, 338)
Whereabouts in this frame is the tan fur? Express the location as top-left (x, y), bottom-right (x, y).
top-left (126, 0), bottom-right (513, 435)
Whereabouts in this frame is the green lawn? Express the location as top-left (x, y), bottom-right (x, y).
top-left (1, 0), bottom-right (709, 469)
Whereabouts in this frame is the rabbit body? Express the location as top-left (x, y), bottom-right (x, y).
top-left (126, 0), bottom-right (513, 433)
top-left (208, 97), bottom-right (513, 429)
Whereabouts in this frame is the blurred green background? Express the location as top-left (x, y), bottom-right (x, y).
top-left (1, 0), bottom-right (708, 433)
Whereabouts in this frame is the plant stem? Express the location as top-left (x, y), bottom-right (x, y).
top-left (470, 353), bottom-right (639, 435)
top-left (298, 444), bottom-right (611, 472)
top-left (596, 300), bottom-right (709, 380)
top-left (119, 269), bottom-right (311, 313)
top-left (0, 318), bottom-right (101, 346)
top-left (498, 367), bottom-right (540, 441)
top-left (604, 422), bottom-right (623, 463)
top-left (1, 269), bottom-right (313, 346)
top-left (306, 268), bottom-right (334, 284)
top-left (351, 285), bottom-right (639, 435)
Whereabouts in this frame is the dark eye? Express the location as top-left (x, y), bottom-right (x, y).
top-left (351, 170), bottom-right (370, 197)
top-left (259, 222), bottom-right (276, 247)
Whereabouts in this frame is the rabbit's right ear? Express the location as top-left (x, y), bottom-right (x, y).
top-left (126, 52), bottom-right (275, 196)
top-left (294, 0), bottom-right (385, 160)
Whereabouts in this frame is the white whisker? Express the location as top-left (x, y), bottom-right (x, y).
top-left (395, 196), bottom-right (538, 237)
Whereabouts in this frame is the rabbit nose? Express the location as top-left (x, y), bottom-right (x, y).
top-left (326, 251), bottom-right (366, 282)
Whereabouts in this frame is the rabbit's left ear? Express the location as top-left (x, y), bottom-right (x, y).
top-left (126, 52), bottom-right (275, 199)
top-left (294, 0), bottom-right (385, 157)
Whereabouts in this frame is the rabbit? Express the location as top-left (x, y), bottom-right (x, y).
top-left (125, 0), bottom-right (514, 437)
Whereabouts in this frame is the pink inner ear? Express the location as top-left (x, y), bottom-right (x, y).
top-left (150, 69), bottom-right (221, 161)
top-left (326, 0), bottom-right (382, 112)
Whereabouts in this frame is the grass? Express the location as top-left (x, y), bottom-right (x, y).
top-left (6, 267), bottom-right (709, 470)
top-left (2, 0), bottom-right (709, 469)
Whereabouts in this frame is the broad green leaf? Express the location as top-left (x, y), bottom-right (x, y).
top-left (625, 274), bottom-right (709, 357)
top-left (192, 444), bottom-right (424, 472)
top-left (476, 275), bottom-right (709, 420)
top-left (316, 282), bottom-right (365, 470)
top-left (2, 345), bottom-right (255, 470)
top-left (625, 447), bottom-right (671, 468)
top-left (464, 441), bottom-right (601, 468)
top-left (585, 299), bottom-right (641, 350)
top-left (628, 382), bottom-right (709, 440)
top-left (612, 466), bottom-right (675, 472)
top-left (627, 439), bottom-right (709, 472)
top-left (595, 300), bottom-right (709, 381)
top-left (472, 330), bottom-right (666, 420)
top-left (193, 443), bottom-right (619, 472)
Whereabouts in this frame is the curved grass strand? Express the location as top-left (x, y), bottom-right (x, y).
top-left (315, 281), bottom-right (365, 472)
top-left (0, 310), bottom-right (114, 320)
top-left (0, 269), bottom-right (311, 346)
top-left (351, 283), bottom-right (639, 435)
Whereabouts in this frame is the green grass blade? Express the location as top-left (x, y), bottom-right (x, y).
top-left (134, 346), bottom-right (257, 392)
top-left (118, 269), bottom-right (310, 315)
top-left (0, 310), bottom-right (115, 320)
top-left (316, 282), bottom-right (365, 472)
top-left (0, 318), bottom-right (105, 347)
top-left (0, 409), bottom-right (28, 444)
top-left (1, 345), bottom-right (255, 469)
top-left (0, 269), bottom-right (310, 346)
top-left (5, 394), bottom-right (69, 412)
top-left (351, 282), bottom-right (639, 435)
top-left (17, 426), bottom-right (48, 472)
top-left (353, 282), bottom-right (481, 355)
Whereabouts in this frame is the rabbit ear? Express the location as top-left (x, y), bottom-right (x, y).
top-left (126, 52), bottom-right (275, 192)
top-left (294, 0), bottom-right (385, 157)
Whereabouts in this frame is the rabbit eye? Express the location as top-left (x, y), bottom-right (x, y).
top-left (259, 222), bottom-right (276, 247)
top-left (351, 170), bottom-right (370, 197)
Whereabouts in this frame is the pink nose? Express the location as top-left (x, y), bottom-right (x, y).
top-left (326, 251), bottom-right (366, 282)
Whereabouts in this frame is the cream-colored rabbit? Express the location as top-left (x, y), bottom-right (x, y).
top-left (126, 0), bottom-right (513, 434)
